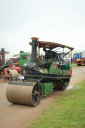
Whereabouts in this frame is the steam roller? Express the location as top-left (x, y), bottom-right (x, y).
top-left (0, 48), bottom-right (18, 82)
top-left (6, 37), bottom-right (74, 106)
top-left (1, 68), bottom-right (18, 82)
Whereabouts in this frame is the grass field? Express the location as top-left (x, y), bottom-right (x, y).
top-left (27, 80), bottom-right (85, 128)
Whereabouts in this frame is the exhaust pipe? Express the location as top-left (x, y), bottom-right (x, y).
top-left (1, 48), bottom-right (5, 63)
top-left (31, 37), bottom-right (38, 63)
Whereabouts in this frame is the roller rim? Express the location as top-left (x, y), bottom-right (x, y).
top-left (1, 72), bottom-right (12, 82)
top-left (32, 83), bottom-right (42, 106)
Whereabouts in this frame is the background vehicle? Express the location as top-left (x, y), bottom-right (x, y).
top-left (74, 51), bottom-right (85, 66)
top-left (73, 53), bottom-right (82, 62)
top-left (19, 52), bottom-right (31, 66)
top-left (0, 48), bottom-right (18, 82)
top-left (13, 52), bottom-right (31, 72)
top-left (6, 37), bottom-right (74, 106)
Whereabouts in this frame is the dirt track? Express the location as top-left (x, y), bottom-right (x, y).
top-left (0, 66), bottom-right (85, 128)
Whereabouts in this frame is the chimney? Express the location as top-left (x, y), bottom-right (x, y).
top-left (31, 37), bottom-right (38, 63)
top-left (1, 48), bottom-right (5, 62)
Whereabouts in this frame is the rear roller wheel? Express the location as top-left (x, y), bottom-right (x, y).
top-left (54, 80), bottom-right (69, 90)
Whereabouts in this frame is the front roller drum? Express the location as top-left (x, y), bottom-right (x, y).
top-left (6, 82), bottom-right (42, 106)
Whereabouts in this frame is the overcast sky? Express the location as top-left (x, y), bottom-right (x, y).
top-left (0, 0), bottom-right (85, 59)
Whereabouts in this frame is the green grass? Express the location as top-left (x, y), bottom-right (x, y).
top-left (27, 80), bottom-right (85, 128)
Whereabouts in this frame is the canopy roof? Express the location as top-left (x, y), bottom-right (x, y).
top-left (29, 41), bottom-right (74, 50)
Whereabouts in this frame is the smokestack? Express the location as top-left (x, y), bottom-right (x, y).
top-left (1, 48), bottom-right (5, 62)
top-left (31, 37), bottom-right (38, 63)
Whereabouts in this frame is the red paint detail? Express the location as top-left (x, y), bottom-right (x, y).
top-left (48, 60), bottom-right (50, 63)
top-left (53, 65), bottom-right (56, 69)
top-left (11, 63), bottom-right (14, 68)
top-left (75, 58), bottom-right (85, 64)
top-left (68, 70), bottom-right (72, 75)
top-left (4, 67), bottom-right (10, 76)
top-left (14, 66), bottom-right (21, 72)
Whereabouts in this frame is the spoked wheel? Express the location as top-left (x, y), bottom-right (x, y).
top-left (1, 72), bottom-right (12, 82)
top-left (1, 69), bottom-right (18, 82)
top-left (54, 80), bottom-right (69, 90)
top-left (32, 83), bottom-right (42, 106)
top-left (62, 81), bottom-right (69, 90)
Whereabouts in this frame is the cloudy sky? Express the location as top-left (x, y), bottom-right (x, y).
top-left (0, 0), bottom-right (85, 59)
